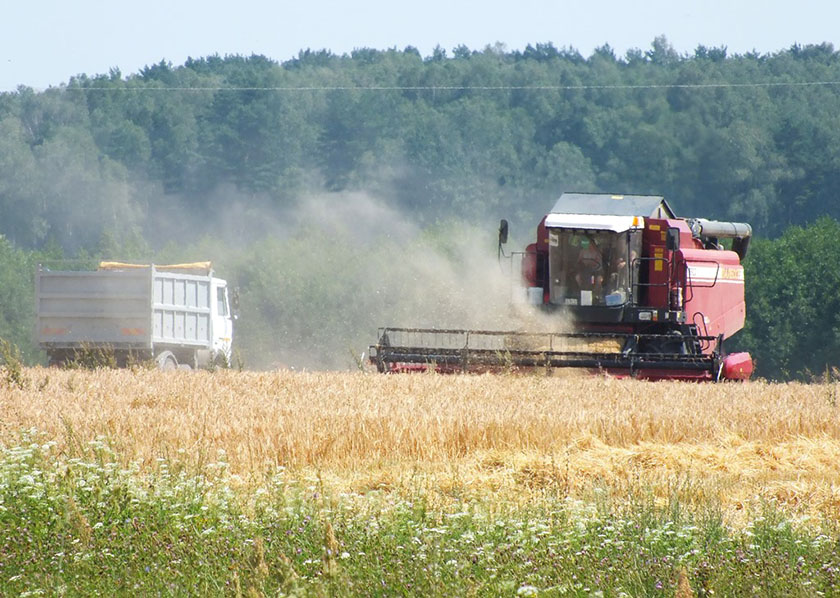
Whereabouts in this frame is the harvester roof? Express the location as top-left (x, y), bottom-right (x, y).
top-left (550, 193), bottom-right (675, 219)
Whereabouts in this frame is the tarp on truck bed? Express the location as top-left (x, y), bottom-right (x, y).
top-left (98, 261), bottom-right (213, 274)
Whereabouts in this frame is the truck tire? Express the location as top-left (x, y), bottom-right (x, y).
top-left (47, 351), bottom-right (66, 368)
top-left (156, 351), bottom-right (177, 371)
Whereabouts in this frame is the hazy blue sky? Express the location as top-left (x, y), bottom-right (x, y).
top-left (2, 0), bottom-right (839, 91)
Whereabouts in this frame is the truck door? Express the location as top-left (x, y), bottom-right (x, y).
top-left (211, 279), bottom-right (234, 364)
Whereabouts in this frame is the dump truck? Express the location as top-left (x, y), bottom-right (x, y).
top-left (36, 262), bottom-right (235, 369)
top-left (370, 193), bottom-right (753, 381)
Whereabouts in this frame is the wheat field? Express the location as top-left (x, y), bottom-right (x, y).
top-left (2, 367), bottom-right (840, 521)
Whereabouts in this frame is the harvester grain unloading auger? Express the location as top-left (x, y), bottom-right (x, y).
top-left (370, 193), bottom-right (755, 381)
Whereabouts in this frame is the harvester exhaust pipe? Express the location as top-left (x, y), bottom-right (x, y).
top-left (688, 218), bottom-right (752, 259)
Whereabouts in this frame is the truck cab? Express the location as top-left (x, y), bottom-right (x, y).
top-left (211, 278), bottom-right (234, 365)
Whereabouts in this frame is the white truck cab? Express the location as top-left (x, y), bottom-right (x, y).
top-left (211, 278), bottom-right (234, 366)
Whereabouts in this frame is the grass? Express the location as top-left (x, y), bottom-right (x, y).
top-left (1, 437), bottom-right (839, 597)
top-left (2, 368), bottom-right (840, 595)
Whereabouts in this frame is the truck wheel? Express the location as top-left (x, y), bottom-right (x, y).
top-left (47, 351), bottom-right (66, 368)
top-left (156, 351), bottom-right (177, 371)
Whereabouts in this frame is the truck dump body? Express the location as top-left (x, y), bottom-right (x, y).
top-left (37, 265), bottom-right (222, 364)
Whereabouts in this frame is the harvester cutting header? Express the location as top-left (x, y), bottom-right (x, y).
top-left (371, 192), bottom-right (754, 381)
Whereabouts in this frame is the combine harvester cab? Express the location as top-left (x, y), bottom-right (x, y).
top-left (371, 193), bottom-right (754, 381)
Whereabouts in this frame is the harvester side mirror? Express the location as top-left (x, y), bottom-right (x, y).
top-left (666, 227), bottom-right (680, 251)
top-left (498, 219), bottom-right (509, 245)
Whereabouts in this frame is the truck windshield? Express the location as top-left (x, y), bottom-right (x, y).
top-left (547, 228), bottom-right (641, 307)
top-left (216, 287), bottom-right (228, 316)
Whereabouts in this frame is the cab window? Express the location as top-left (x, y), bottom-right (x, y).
top-left (216, 287), bottom-right (228, 316)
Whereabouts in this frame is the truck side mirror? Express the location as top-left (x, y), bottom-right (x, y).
top-left (666, 227), bottom-right (680, 251)
top-left (499, 219), bottom-right (509, 245)
top-left (231, 287), bottom-right (240, 318)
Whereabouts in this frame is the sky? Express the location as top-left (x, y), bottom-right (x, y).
top-left (2, 0), bottom-right (840, 91)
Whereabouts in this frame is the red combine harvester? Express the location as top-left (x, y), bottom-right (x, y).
top-left (370, 193), bottom-right (754, 381)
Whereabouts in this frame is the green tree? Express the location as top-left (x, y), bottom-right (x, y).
top-left (0, 237), bottom-right (42, 362)
top-left (0, 116), bottom-right (44, 246)
top-left (740, 217), bottom-right (840, 379)
top-left (201, 55), bottom-right (320, 197)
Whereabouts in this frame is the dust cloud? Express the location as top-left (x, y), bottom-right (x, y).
top-left (226, 191), bottom-right (571, 370)
top-left (122, 181), bottom-right (570, 371)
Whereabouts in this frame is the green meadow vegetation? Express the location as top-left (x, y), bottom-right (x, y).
top-left (2, 434), bottom-right (839, 597)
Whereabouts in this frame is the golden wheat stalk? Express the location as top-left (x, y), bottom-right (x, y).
top-left (2, 368), bottom-right (840, 520)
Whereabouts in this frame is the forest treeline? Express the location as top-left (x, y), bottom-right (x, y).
top-left (1, 38), bottom-right (840, 378)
